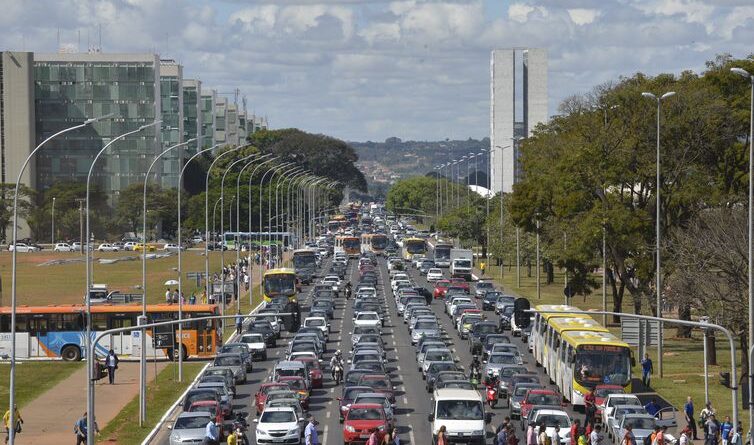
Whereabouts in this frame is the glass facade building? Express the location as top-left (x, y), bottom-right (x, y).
top-left (200, 89), bottom-right (216, 150)
top-left (214, 96), bottom-right (227, 146)
top-left (182, 79), bottom-right (201, 155)
top-left (159, 59), bottom-right (183, 189)
top-left (33, 53), bottom-right (160, 202)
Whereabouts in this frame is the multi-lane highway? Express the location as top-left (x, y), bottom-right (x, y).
top-left (154, 249), bottom-right (593, 445)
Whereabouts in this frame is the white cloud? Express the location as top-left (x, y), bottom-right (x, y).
top-left (567, 8), bottom-right (598, 25)
top-left (508, 3), bottom-right (534, 23)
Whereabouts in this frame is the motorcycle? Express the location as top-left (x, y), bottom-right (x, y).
top-left (231, 412), bottom-right (251, 445)
top-left (332, 362), bottom-right (343, 385)
top-left (469, 368), bottom-right (481, 389)
top-left (484, 376), bottom-right (498, 408)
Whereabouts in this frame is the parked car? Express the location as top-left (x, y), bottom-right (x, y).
top-left (97, 243), bottom-right (119, 252)
top-left (8, 243), bottom-right (40, 252)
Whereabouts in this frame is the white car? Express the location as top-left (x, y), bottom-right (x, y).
top-left (321, 276), bottom-right (341, 291)
top-left (353, 311), bottom-right (381, 328)
top-left (427, 268), bottom-right (444, 282)
top-left (97, 243), bottom-right (119, 252)
top-left (8, 243), bottom-right (40, 252)
top-left (163, 243), bottom-right (184, 252)
top-left (239, 333), bottom-right (267, 361)
top-left (253, 407), bottom-right (302, 444)
top-left (123, 241), bottom-right (138, 251)
top-left (53, 243), bottom-right (73, 252)
top-left (302, 316), bottom-right (329, 338)
top-left (532, 409), bottom-right (572, 444)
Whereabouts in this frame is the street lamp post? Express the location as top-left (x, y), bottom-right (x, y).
top-left (84, 120), bottom-right (158, 438)
top-left (8, 114), bottom-right (110, 445)
top-left (51, 197), bottom-right (56, 246)
top-left (246, 156), bottom-right (280, 302)
top-left (642, 90), bottom-right (676, 378)
top-left (731, 67), bottom-right (754, 426)
top-left (139, 137), bottom-right (193, 424)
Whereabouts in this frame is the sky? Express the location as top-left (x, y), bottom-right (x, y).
top-left (1, 0), bottom-right (753, 142)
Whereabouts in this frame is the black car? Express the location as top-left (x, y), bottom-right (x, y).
top-left (468, 321), bottom-right (500, 355)
top-left (482, 291), bottom-right (502, 311)
top-left (248, 322), bottom-right (276, 347)
top-left (412, 286), bottom-right (433, 304)
top-left (311, 300), bottom-right (334, 319)
top-left (426, 363), bottom-right (463, 392)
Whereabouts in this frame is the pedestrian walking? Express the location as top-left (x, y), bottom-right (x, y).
top-left (480, 262), bottom-right (486, 275)
top-left (622, 425), bottom-right (636, 445)
top-left (74, 412), bottom-right (98, 445)
top-left (3, 405), bottom-right (22, 444)
top-left (721, 416), bottom-right (733, 445)
top-left (438, 425), bottom-right (448, 445)
top-left (730, 426), bottom-right (743, 445)
top-left (508, 424), bottom-right (519, 445)
top-left (201, 290), bottom-right (207, 304)
top-left (700, 402), bottom-right (715, 425)
top-left (165, 288), bottom-right (172, 304)
top-left (704, 414), bottom-right (720, 445)
top-left (571, 419), bottom-right (581, 445)
top-left (189, 292), bottom-right (197, 305)
top-left (538, 422), bottom-right (549, 445)
top-left (591, 424), bottom-right (604, 445)
top-left (235, 311), bottom-right (243, 335)
top-left (528, 423), bottom-right (538, 445)
top-left (105, 349), bottom-right (119, 384)
top-left (304, 415), bottom-right (319, 445)
top-left (550, 425), bottom-right (561, 445)
top-left (644, 399), bottom-right (660, 417)
top-left (680, 428), bottom-right (690, 445)
top-left (585, 388), bottom-right (597, 425)
top-left (685, 397), bottom-right (698, 440)
top-left (641, 353), bottom-right (653, 387)
top-left (202, 419), bottom-right (220, 445)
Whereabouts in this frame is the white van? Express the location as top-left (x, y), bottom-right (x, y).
top-left (428, 388), bottom-right (491, 444)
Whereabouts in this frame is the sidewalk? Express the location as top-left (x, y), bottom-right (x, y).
top-left (18, 361), bottom-right (167, 444)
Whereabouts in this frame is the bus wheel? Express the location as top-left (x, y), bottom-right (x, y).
top-left (170, 345), bottom-right (188, 361)
top-left (61, 345), bottom-right (82, 361)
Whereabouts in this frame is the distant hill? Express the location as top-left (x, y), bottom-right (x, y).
top-left (351, 137), bottom-right (490, 198)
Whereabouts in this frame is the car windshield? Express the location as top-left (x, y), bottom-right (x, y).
top-left (575, 346), bottom-right (631, 387)
top-left (462, 316), bottom-right (482, 324)
top-left (527, 393), bottom-right (561, 406)
top-left (186, 392), bottom-right (215, 404)
top-left (415, 322), bottom-right (437, 330)
top-left (426, 351), bottom-right (453, 361)
top-left (595, 387), bottom-right (623, 398)
top-left (484, 293), bottom-right (499, 301)
top-left (348, 408), bottom-right (384, 420)
top-left (515, 386), bottom-right (538, 397)
top-left (357, 397), bottom-right (387, 406)
top-left (358, 313), bottom-right (379, 320)
top-left (429, 363), bottom-right (456, 373)
top-left (537, 414), bottom-right (570, 428)
top-left (214, 356), bottom-right (241, 367)
top-left (485, 336), bottom-right (509, 346)
top-left (220, 345), bottom-right (245, 354)
top-left (489, 354), bottom-right (516, 364)
top-left (293, 254), bottom-right (317, 268)
top-left (455, 259), bottom-right (472, 267)
top-left (436, 400), bottom-right (484, 420)
top-left (501, 367), bottom-right (526, 377)
top-left (355, 354), bottom-right (381, 362)
top-left (306, 319), bottom-right (325, 326)
top-left (362, 378), bottom-right (388, 389)
top-left (475, 324), bottom-right (497, 334)
top-left (502, 306), bottom-right (515, 316)
top-left (241, 334), bottom-right (264, 343)
top-left (625, 418), bottom-right (655, 430)
top-left (355, 327), bottom-right (379, 334)
top-left (261, 411), bottom-right (296, 423)
top-left (189, 404), bottom-right (215, 414)
top-left (344, 387), bottom-right (368, 399)
top-left (175, 416), bottom-right (210, 429)
top-left (443, 381), bottom-right (474, 390)
top-left (264, 275), bottom-right (296, 296)
top-left (477, 282), bottom-right (493, 289)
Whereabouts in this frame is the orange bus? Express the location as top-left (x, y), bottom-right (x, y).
top-left (0, 304), bottom-right (221, 361)
top-left (335, 236), bottom-right (361, 257)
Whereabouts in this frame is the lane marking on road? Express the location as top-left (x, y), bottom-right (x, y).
top-left (330, 387), bottom-right (335, 393)
top-left (403, 396), bottom-right (408, 404)
top-left (396, 365), bottom-right (401, 371)
top-left (409, 427), bottom-right (416, 444)
top-left (323, 425), bottom-right (329, 444)
top-left (326, 410), bottom-right (331, 419)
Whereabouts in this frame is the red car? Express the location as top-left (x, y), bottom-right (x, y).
top-left (188, 400), bottom-right (224, 425)
top-left (357, 374), bottom-right (395, 404)
top-left (254, 382), bottom-right (290, 415)
top-left (294, 357), bottom-right (324, 389)
top-left (278, 376), bottom-right (310, 410)
top-left (342, 403), bottom-right (388, 444)
top-left (594, 384), bottom-right (625, 421)
top-left (520, 389), bottom-right (564, 422)
top-left (449, 278), bottom-right (470, 292)
top-left (433, 280), bottom-right (451, 299)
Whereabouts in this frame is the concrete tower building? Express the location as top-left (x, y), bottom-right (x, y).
top-left (490, 48), bottom-right (548, 193)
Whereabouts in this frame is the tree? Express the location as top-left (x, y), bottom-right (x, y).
top-left (115, 183), bottom-right (177, 239)
top-left (27, 181), bottom-right (110, 241)
top-left (0, 184), bottom-right (36, 242)
top-left (437, 195), bottom-right (487, 252)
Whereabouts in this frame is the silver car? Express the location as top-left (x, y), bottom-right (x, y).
top-left (212, 353), bottom-right (246, 384)
top-left (411, 321), bottom-right (442, 344)
top-left (169, 411), bottom-right (213, 445)
top-left (484, 352), bottom-right (520, 377)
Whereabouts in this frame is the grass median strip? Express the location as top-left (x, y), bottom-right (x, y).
top-left (0, 361), bottom-right (83, 408)
top-left (99, 362), bottom-right (206, 445)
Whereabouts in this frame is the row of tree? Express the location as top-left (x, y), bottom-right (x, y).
top-left (4, 129), bottom-right (366, 243)
top-left (386, 54), bottom-right (754, 374)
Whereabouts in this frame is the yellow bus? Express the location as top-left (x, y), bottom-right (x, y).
top-left (335, 236), bottom-right (361, 257)
top-left (531, 305), bottom-right (584, 367)
top-left (402, 237), bottom-right (426, 261)
top-left (361, 233), bottom-right (389, 256)
top-left (543, 317), bottom-right (609, 379)
top-left (553, 331), bottom-right (632, 407)
top-left (262, 268), bottom-right (298, 303)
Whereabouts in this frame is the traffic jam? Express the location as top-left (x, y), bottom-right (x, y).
top-left (164, 205), bottom-right (677, 445)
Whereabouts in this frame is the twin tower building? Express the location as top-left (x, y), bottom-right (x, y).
top-left (490, 48), bottom-right (548, 194)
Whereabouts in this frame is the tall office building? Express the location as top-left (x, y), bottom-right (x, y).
top-left (183, 78), bottom-right (202, 153)
top-left (226, 102), bottom-right (239, 146)
top-left (490, 48), bottom-right (548, 193)
top-left (33, 52), bottom-right (161, 202)
top-left (159, 59), bottom-right (183, 189)
top-left (214, 96), bottom-right (228, 146)
top-left (200, 88), bottom-right (216, 149)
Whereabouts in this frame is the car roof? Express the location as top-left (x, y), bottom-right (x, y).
top-left (177, 411), bottom-right (212, 418)
top-left (434, 388), bottom-right (483, 401)
top-left (262, 406), bottom-right (296, 413)
top-left (533, 409), bottom-right (569, 416)
top-left (348, 403), bottom-right (383, 410)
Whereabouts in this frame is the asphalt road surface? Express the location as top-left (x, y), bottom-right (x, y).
top-left (154, 255), bottom-right (585, 445)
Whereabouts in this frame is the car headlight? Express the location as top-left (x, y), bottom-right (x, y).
top-left (288, 428), bottom-right (299, 435)
top-left (256, 428), bottom-right (267, 435)
top-left (512, 401), bottom-right (521, 409)
top-left (346, 425), bottom-right (356, 432)
top-left (472, 430), bottom-right (484, 436)
top-left (171, 433), bottom-right (181, 441)
top-left (341, 405), bottom-right (349, 412)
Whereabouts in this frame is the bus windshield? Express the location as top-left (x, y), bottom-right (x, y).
top-left (264, 275), bottom-right (296, 296)
top-left (405, 242), bottom-right (425, 254)
top-left (434, 246), bottom-right (451, 259)
top-left (372, 236), bottom-right (388, 249)
top-left (293, 253), bottom-right (317, 269)
top-left (343, 238), bottom-right (360, 249)
top-left (575, 345), bottom-right (631, 387)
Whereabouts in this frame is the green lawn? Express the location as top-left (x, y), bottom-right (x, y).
top-left (0, 361), bottom-right (83, 408)
top-left (99, 362), bottom-right (206, 445)
top-left (481, 262), bottom-right (748, 430)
